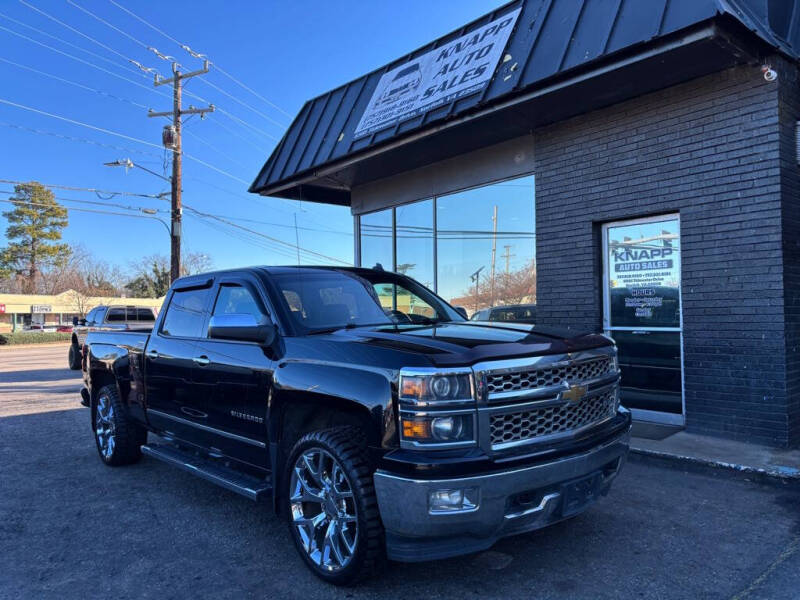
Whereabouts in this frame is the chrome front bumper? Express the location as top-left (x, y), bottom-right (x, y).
top-left (374, 424), bottom-right (630, 562)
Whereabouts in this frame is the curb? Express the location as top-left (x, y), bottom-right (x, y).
top-left (629, 446), bottom-right (800, 488)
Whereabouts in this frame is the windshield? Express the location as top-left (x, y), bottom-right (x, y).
top-left (270, 269), bottom-right (463, 334)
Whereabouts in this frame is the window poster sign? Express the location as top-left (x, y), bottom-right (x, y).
top-left (607, 219), bottom-right (681, 328)
top-left (353, 8), bottom-right (521, 139)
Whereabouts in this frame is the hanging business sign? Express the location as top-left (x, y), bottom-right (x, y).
top-left (353, 8), bottom-right (521, 139)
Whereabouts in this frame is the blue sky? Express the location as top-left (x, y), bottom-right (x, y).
top-left (0, 0), bottom-right (504, 272)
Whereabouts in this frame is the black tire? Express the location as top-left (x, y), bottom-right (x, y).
top-left (285, 427), bottom-right (384, 585)
top-left (68, 342), bottom-right (81, 370)
top-left (92, 384), bottom-right (146, 466)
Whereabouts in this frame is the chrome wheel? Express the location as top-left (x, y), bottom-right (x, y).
top-left (95, 393), bottom-right (116, 460)
top-left (290, 448), bottom-right (358, 572)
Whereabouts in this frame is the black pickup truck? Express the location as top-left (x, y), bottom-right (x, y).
top-left (81, 266), bottom-right (630, 585)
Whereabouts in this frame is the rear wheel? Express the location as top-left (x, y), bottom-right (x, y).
top-left (286, 427), bottom-right (384, 585)
top-left (68, 342), bottom-right (81, 370)
top-left (93, 384), bottom-right (146, 466)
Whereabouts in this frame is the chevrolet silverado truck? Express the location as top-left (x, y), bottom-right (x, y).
top-left (69, 304), bottom-right (158, 371)
top-left (81, 266), bottom-right (630, 585)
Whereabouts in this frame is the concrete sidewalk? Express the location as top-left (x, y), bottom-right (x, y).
top-left (631, 427), bottom-right (800, 485)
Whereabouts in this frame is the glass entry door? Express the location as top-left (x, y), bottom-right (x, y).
top-left (602, 215), bottom-right (684, 425)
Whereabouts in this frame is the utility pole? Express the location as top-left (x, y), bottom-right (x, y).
top-left (148, 60), bottom-right (214, 282)
top-left (470, 266), bottom-right (484, 313)
top-left (489, 205), bottom-right (498, 307)
top-left (502, 245), bottom-right (516, 274)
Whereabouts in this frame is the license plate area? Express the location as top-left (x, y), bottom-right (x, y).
top-left (560, 471), bottom-right (602, 517)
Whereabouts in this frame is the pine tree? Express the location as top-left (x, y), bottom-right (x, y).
top-left (0, 182), bottom-right (70, 293)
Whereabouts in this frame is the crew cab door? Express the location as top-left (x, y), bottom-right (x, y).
top-left (192, 276), bottom-right (275, 469)
top-left (144, 281), bottom-right (213, 442)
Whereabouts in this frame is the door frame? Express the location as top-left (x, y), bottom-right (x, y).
top-left (601, 213), bottom-right (685, 426)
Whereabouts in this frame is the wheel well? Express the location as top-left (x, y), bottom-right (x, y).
top-left (278, 399), bottom-right (373, 455)
top-left (89, 370), bottom-right (117, 403)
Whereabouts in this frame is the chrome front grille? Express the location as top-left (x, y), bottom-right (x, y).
top-left (485, 356), bottom-right (614, 397)
top-left (489, 389), bottom-right (618, 448)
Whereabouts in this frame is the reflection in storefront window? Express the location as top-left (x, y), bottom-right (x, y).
top-left (396, 199), bottom-right (434, 289)
top-left (437, 175), bottom-right (535, 316)
top-left (357, 175), bottom-right (536, 319)
top-left (359, 208), bottom-right (392, 271)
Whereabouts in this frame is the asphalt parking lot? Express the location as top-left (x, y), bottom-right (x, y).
top-left (1, 344), bottom-right (799, 599)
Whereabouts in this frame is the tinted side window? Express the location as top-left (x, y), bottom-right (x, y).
top-left (212, 285), bottom-right (265, 318)
top-left (106, 308), bottom-right (126, 322)
top-left (135, 309), bottom-right (155, 321)
top-left (162, 288), bottom-right (211, 338)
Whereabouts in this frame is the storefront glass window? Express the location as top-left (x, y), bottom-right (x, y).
top-left (359, 208), bottom-right (393, 270)
top-left (436, 175), bottom-right (535, 316)
top-left (396, 199), bottom-right (434, 289)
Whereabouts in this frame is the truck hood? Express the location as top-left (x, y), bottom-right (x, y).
top-left (332, 321), bottom-right (611, 367)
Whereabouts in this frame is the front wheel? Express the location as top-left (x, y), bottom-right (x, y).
top-left (93, 384), bottom-right (146, 466)
top-left (286, 428), bottom-right (384, 585)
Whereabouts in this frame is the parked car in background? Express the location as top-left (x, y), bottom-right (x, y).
top-left (470, 303), bottom-right (537, 324)
top-left (81, 266), bottom-right (629, 584)
top-left (69, 304), bottom-right (158, 370)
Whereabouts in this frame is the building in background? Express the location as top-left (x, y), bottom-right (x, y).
top-left (251, 0), bottom-right (800, 447)
top-left (0, 290), bottom-right (163, 333)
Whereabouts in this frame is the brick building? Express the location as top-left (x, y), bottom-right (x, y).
top-left (251, 1), bottom-right (800, 447)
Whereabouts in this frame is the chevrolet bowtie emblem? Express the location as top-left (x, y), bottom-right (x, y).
top-left (562, 384), bottom-right (588, 403)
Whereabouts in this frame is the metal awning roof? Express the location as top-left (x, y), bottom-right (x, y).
top-left (250, 0), bottom-right (800, 204)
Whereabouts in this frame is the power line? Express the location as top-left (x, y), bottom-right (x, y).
top-left (1, 16), bottom-right (273, 147)
top-left (18, 0), bottom-right (160, 77)
top-left (0, 97), bottom-right (254, 186)
top-left (0, 189), bottom-right (167, 212)
top-left (0, 23), bottom-right (171, 100)
top-left (56, 0), bottom-right (286, 140)
top-left (0, 9), bottom-right (148, 78)
top-left (66, 0), bottom-right (150, 52)
top-left (0, 197), bottom-right (170, 229)
top-left (0, 97), bottom-right (164, 149)
top-left (107, 0), bottom-right (292, 119)
top-left (196, 77), bottom-right (286, 130)
top-left (0, 178), bottom-right (165, 199)
top-left (186, 213), bottom-right (302, 263)
top-left (0, 121), bottom-right (162, 159)
top-left (208, 117), bottom-right (270, 154)
top-left (0, 57), bottom-right (148, 110)
top-left (183, 205), bottom-right (350, 265)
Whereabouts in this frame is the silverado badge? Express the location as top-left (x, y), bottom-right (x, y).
top-left (562, 384), bottom-right (588, 403)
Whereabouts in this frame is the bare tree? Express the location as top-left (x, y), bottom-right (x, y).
top-left (452, 260), bottom-right (537, 311)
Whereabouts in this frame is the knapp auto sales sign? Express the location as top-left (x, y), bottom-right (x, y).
top-left (354, 8), bottom-right (521, 139)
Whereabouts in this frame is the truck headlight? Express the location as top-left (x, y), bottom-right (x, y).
top-left (399, 369), bottom-right (473, 405)
top-left (398, 368), bottom-right (476, 448)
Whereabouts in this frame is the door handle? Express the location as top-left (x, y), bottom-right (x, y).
top-left (193, 355), bottom-right (210, 366)
top-left (146, 350), bottom-right (159, 359)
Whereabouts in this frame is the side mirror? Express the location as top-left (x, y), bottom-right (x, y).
top-left (208, 313), bottom-right (276, 345)
top-left (454, 306), bottom-right (468, 319)
top-left (72, 316), bottom-right (79, 326)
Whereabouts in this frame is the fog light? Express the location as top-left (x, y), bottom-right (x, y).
top-left (428, 487), bottom-right (480, 513)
